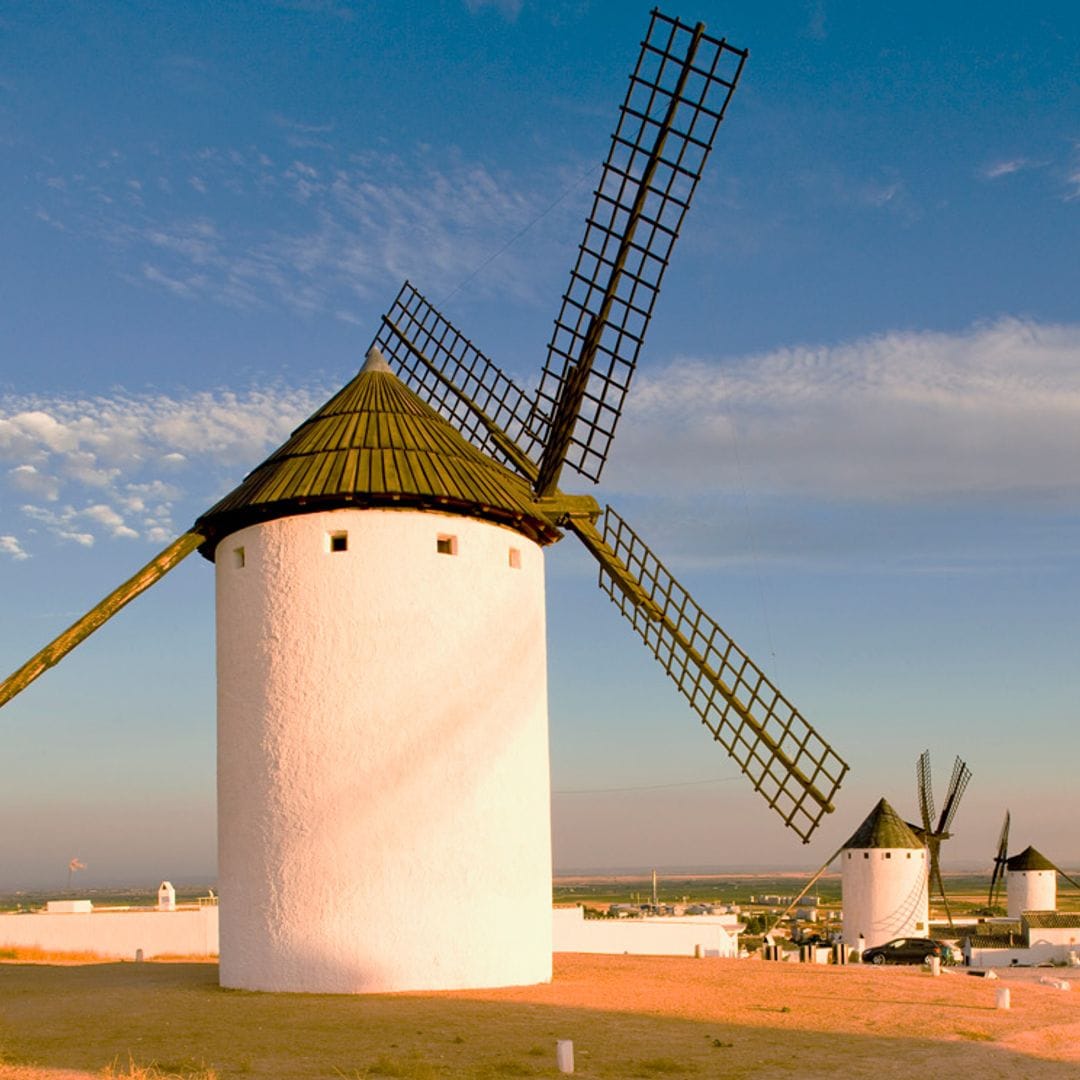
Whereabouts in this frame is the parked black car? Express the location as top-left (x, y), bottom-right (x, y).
top-left (862, 937), bottom-right (954, 965)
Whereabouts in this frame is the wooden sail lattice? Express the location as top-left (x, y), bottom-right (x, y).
top-left (595, 504), bottom-right (848, 843)
top-left (533, 10), bottom-right (747, 493)
top-left (373, 282), bottom-right (540, 477)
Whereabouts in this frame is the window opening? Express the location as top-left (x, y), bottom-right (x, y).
top-left (437, 534), bottom-right (457, 556)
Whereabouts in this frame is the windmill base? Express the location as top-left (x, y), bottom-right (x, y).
top-left (215, 509), bottom-right (553, 993)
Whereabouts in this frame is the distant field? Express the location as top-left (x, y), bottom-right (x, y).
top-left (2, 954), bottom-right (1079, 1079)
top-left (552, 871), bottom-right (1080, 920)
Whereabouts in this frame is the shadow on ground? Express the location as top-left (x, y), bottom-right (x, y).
top-left (0, 961), bottom-right (1075, 1079)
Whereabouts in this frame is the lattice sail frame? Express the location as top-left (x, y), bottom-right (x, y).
top-left (596, 505), bottom-right (848, 843)
top-left (372, 282), bottom-right (540, 477)
top-left (988, 809), bottom-right (1011, 908)
top-left (532, 10), bottom-right (747, 490)
top-left (917, 750), bottom-right (935, 832)
top-left (938, 755), bottom-right (972, 835)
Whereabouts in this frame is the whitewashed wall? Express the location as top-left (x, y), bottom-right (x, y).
top-left (0, 908), bottom-right (218, 959)
top-left (216, 509), bottom-right (553, 993)
top-left (553, 908), bottom-right (741, 957)
top-left (1007, 869), bottom-right (1056, 917)
top-left (841, 847), bottom-right (929, 949)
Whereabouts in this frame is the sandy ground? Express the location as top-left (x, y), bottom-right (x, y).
top-left (2, 953), bottom-right (1078, 1078)
top-left (446, 954), bottom-right (1080, 1070)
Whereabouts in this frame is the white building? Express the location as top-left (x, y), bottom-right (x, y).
top-left (1006, 846), bottom-right (1057, 917)
top-left (195, 348), bottom-right (561, 994)
top-left (841, 797), bottom-right (929, 950)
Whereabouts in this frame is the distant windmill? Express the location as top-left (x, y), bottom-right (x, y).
top-left (914, 750), bottom-right (971, 928)
top-left (0, 11), bottom-right (849, 992)
top-left (987, 809), bottom-right (1010, 911)
top-left (985, 812), bottom-right (1080, 917)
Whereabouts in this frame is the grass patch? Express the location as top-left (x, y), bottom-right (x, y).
top-left (101, 1054), bottom-right (219, 1078)
top-left (955, 1030), bottom-right (995, 1042)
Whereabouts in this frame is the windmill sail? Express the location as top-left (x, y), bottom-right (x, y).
top-left (916, 750), bottom-right (935, 834)
top-left (937, 756), bottom-right (972, 835)
top-left (914, 751), bottom-right (972, 928)
top-left (0, 532), bottom-right (203, 710)
top-left (373, 282), bottom-right (540, 478)
top-left (575, 505), bottom-right (848, 843)
top-left (988, 809), bottom-right (1010, 909)
top-left (532, 11), bottom-right (747, 495)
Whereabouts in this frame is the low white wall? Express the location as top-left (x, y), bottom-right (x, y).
top-left (0, 907), bottom-right (218, 960)
top-left (969, 943), bottom-right (1076, 968)
top-left (2, 907), bottom-right (743, 966)
top-left (553, 908), bottom-right (740, 958)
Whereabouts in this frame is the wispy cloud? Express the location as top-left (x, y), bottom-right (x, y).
top-left (0, 386), bottom-right (326, 552)
top-left (608, 317), bottom-right (1080, 504)
top-left (33, 140), bottom-right (573, 319)
top-left (983, 158), bottom-right (1034, 180)
top-left (0, 534), bottom-right (29, 561)
top-left (464, 0), bottom-right (523, 20)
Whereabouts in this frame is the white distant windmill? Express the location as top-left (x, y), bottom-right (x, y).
top-left (0, 10), bottom-right (849, 993)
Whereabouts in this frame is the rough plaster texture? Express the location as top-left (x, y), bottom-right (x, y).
top-left (552, 908), bottom-right (741, 957)
top-left (841, 847), bottom-right (929, 949)
top-left (215, 508), bottom-right (553, 993)
top-left (1007, 869), bottom-right (1056, 918)
top-left (0, 908), bottom-right (218, 959)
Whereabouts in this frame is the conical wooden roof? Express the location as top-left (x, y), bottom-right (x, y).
top-left (1006, 845), bottom-right (1055, 872)
top-left (844, 797), bottom-right (924, 850)
top-left (194, 348), bottom-right (559, 557)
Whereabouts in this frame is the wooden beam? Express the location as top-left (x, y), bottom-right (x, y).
top-left (0, 531), bottom-right (204, 710)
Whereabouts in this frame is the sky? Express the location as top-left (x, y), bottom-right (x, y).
top-left (1, 0), bottom-right (1078, 889)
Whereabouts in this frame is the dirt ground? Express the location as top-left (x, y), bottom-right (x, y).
top-left (1, 953), bottom-right (1078, 1078)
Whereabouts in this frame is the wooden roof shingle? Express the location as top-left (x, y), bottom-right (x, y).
top-left (194, 347), bottom-right (559, 558)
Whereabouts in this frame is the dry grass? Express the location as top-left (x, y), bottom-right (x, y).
top-left (1, 954), bottom-right (1078, 1078)
top-left (0, 946), bottom-right (112, 965)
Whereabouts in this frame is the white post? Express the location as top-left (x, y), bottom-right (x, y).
top-left (996, 987), bottom-right (1011, 1010)
top-left (556, 1040), bottom-right (574, 1074)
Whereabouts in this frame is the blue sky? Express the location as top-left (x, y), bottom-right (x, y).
top-left (1, 1), bottom-right (1078, 888)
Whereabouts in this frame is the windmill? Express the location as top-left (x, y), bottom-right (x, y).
top-left (987, 809), bottom-right (1010, 911)
top-left (0, 11), bottom-right (849, 992)
top-left (914, 750), bottom-right (971, 928)
top-left (985, 814), bottom-right (1080, 917)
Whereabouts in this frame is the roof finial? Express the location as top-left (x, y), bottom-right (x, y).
top-left (362, 345), bottom-right (392, 374)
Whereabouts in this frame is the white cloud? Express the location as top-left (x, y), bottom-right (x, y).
top-left (7, 464), bottom-right (60, 500)
top-left (0, 535), bottom-right (29, 561)
top-left (984, 158), bottom-right (1031, 179)
top-left (607, 318), bottom-right (1080, 503)
top-left (1, 385), bottom-right (324, 553)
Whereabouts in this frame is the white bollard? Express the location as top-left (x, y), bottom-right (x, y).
top-left (928, 956), bottom-right (941, 976)
top-left (135, 948), bottom-right (144, 963)
top-left (996, 987), bottom-right (1010, 1010)
top-left (556, 1039), bottom-right (574, 1074)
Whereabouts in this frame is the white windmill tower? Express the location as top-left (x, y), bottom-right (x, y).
top-left (840, 797), bottom-right (929, 950)
top-left (0, 11), bottom-right (850, 993)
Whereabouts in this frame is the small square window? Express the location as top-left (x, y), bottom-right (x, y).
top-left (508, 547), bottom-right (521, 569)
top-left (906, 852), bottom-right (912, 859)
top-left (329, 532), bottom-right (348, 553)
top-left (233, 547), bottom-right (245, 568)
top-left (884, 852), bottom-right (892, 859)
top-left (863, 853), bottom-right (869, 860)
top-left (436, 534), bottom-right (457, 556)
